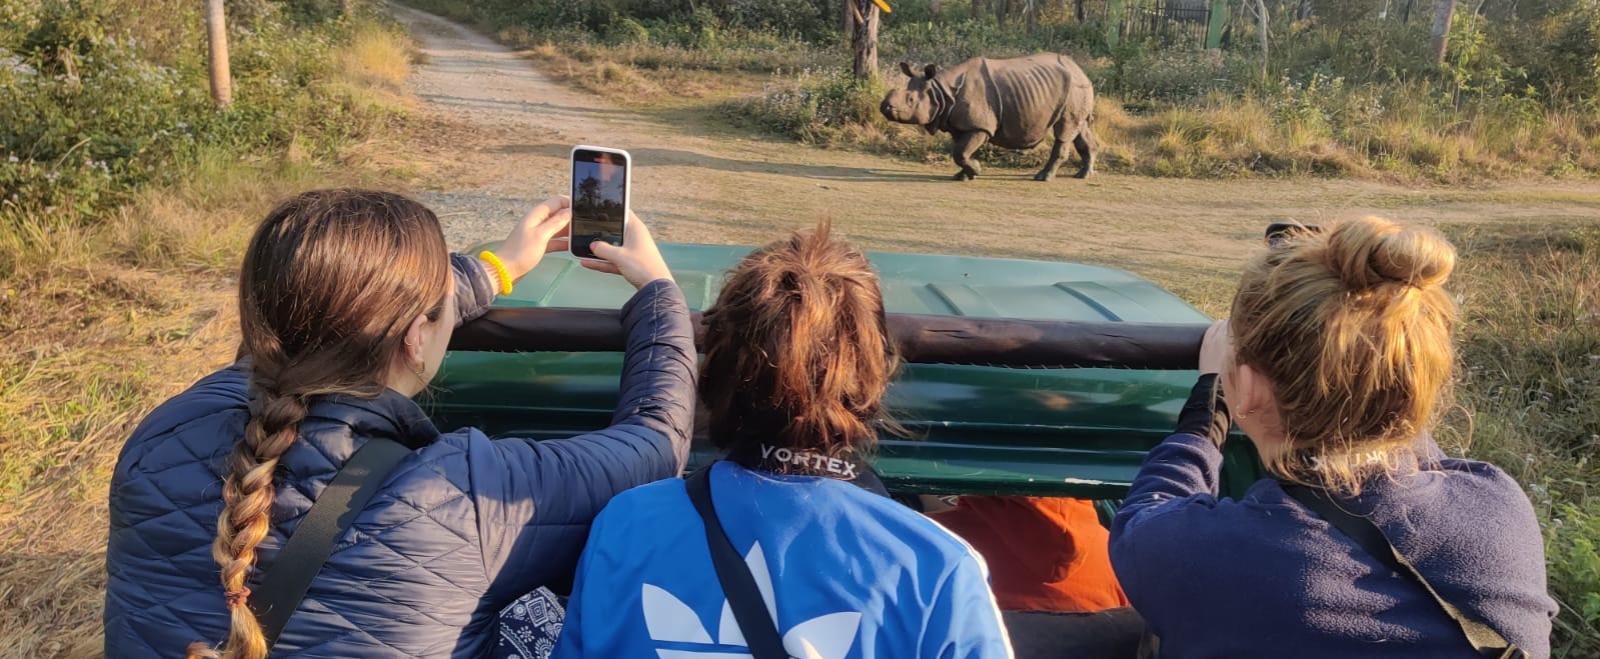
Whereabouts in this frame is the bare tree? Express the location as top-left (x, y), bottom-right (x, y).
top-left (1075, 0), bottom-right (1087, 21)
top-left (1025, 0), bottom-right (1038, 33)
top-left (205, 0), bottom-right (232, 108)
top-left (850, 0), bottom-right (881, 80)
top-left (1252, 0), bottom-right (1269, 74)
top-left (1431, 0), bottom-right (1457, 64)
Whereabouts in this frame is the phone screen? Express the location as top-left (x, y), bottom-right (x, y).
top-left (571, 149), bottom-right (628, 259)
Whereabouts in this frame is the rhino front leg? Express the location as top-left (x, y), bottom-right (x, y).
top-left (951, 131), bottom-right (989, 181)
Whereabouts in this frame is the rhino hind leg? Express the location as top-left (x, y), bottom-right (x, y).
top-left (951, 131), bottom-right (989, 181)
top-left (1034, 132), bottom-right (1070, 182)
top-left (1073, 125), bottom-right (1097, 179)
top-left (1035, 116), bottom-right (1082, 182)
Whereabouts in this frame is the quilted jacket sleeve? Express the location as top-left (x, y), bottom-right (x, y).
top-left (469, 278), bottom-right (697, 603)
top-left (451, 252), bottom-right (497, 326)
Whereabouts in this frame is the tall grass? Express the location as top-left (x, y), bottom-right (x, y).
top-left (1438, 221), bottom-right (1600, 656)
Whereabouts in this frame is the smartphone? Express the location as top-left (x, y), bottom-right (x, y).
top-left (569, 145), bottom-right (631, 261)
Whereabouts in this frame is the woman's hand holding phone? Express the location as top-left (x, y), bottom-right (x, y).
top-left (1198, 319), bottom-right (1233, 376)
top-left (496, 196), bottom-right (573, 280)
top-left (582, 211), bottom-right (674, 289)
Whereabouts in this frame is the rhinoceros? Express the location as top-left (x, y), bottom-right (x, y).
top-left (880, 53), bottom-right (1097, 182)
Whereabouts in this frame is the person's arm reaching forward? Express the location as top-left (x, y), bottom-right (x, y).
top-left (462, 212), bottom-right (697, 601)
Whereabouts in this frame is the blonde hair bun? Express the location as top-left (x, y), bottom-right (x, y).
top-left (1325, 216), bottom-right (1455, 290)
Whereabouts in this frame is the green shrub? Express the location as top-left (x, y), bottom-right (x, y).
top-left (0, 0), bottom-right (398, 275)
top-left (1546, 503), bottom-right (1600, 655)
top-left (725, 68), bottom-right (890, 141)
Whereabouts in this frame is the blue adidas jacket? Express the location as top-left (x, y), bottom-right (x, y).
top-left (104, 258), bottom-right (697, 658)
top-left (553, 460), bottom-right (1015, 659)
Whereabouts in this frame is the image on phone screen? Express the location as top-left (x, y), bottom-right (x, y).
top-left (571, 149), bottom-right (627, 259)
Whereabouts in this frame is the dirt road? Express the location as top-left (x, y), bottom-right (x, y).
top-left (390, 3), bottom-right (1600, 307)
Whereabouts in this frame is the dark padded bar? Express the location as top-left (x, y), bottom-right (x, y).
top-left (450, 307), bottom-right (1208, 370)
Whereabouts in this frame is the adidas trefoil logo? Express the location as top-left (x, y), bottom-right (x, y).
top-left (642, 542), bottom-right (861, 659)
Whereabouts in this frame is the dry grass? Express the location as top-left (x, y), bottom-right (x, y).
top-left (336, 23), bottom-right (416, 94)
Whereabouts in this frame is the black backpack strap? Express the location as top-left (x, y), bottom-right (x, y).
top-left (685, 465), bottom-right (788, 659)
top-left (250, 437), bottom-right (412, 651)
top-left (1281, 484), bottom-right (1527, 659)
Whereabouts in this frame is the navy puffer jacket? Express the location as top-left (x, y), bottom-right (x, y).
top-left (104, 256), bottom-right (697, 658)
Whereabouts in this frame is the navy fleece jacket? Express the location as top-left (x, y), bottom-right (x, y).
top-left (1110, 376), bottom-right (1556, 659)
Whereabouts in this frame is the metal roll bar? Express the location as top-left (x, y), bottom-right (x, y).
top-left (450, 307), bottom-right (1207, 370)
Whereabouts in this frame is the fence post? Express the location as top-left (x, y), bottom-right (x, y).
top-left (1204, 0), bottom-right (1229, 49)
top-left (204, 0), bottom-right (232, 109)
top-left (1104, 0), bottom-right (1125, 47)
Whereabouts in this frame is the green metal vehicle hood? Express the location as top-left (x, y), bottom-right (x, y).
top-left (429, 244), bottom-right (1258, 498)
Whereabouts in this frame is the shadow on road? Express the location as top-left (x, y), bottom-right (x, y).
top-left (490, 141), bottom-right (946, 184)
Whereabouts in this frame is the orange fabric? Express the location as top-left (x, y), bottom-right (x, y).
top-left (930, 496), bottom-right (1129, 613)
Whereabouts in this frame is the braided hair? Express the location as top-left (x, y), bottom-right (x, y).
top-left (187, 189), bottom-right (449, 659)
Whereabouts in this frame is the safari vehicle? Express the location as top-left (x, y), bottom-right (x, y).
top-left (431, 243), bottom-right (1263, 504)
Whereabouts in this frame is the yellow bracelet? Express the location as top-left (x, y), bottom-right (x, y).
top-left (478, 250), bottom-right (514, 296)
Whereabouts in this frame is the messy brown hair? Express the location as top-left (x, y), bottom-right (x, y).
top-left (699, 222), bottom-right (898, 460)
top-left (188, 189), bottom-right (449, 659)
top-left (1230, 215), bottom-right (1457, 494)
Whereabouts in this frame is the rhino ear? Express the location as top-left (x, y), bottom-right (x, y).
top-left (923, 64), bottom-right (938, 79)
top-left (899, 61), bottom-right (915, 78)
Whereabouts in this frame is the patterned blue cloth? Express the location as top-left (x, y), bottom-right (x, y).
top-left (496, 588), bottom-right (565, 659)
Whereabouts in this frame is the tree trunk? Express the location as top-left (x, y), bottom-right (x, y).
top-left (995, 0), bottom-right (1009, 26)
top-left (1075, 0), bottom-right (1086, 22)
top-left (844, 0), bottom-right (856, 37)
top-left (1254, 0), bottom-right (1269, 74)
top-left (205, 0), bottom-right (232, 108)
top-left (931, 0), bottom-right (944, 15)
top-left (851, 0), bottom-right (880, 80)
top-left (1431, 0), bottom-right (1456, 64)
top-left (971, 0), bottom-right (981, 20)
top-left (1401, 0), bottom-right (1415, 22)
top-left (1025, 0), bottom-right (1038, 33)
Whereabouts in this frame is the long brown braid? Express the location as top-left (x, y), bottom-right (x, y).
top-left (187, 189), bottom-right (449, 659)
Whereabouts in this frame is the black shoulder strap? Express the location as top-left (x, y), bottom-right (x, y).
top-left (251, 437), bottom-right (412, 651)
top-left (1281, 484), bottom-right (1527, 659)
top-left (685, 465), bottom-right (788, 659)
